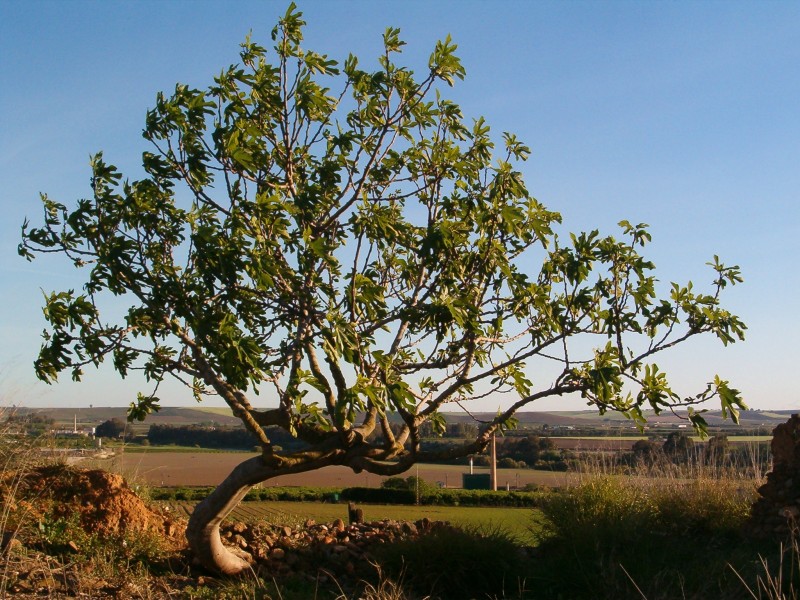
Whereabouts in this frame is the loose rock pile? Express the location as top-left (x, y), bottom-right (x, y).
top-left (2, 463), bottom-right (456, 595)
top-left (219, 516), bottom-right (453, 584)
top-left (749, 414), bottom-right (800, 537)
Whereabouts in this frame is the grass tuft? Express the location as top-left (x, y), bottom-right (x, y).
top-left (374, 523), bottom-right (528, 600)
top-left (528, 458), bottom-right (776, 600)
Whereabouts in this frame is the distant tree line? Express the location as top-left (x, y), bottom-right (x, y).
top-left (146, 424), bottom-right (307, 451)
top-left (498, 435), bottom-right (560, 466)
top-left (628, 432), bottom-right (768, 471)
top-left (6, 414), bottom-right (54, 425)
top-left (631, 432), bottom-right (712, 464)
top-left (96, 418), bottom-right (126, 439)
top-left (418, 421), bottom-right (479, 439)
top-left (416, 435), bottom-right (571, 470)
top-left (6, 414), bottom-right (55, 436)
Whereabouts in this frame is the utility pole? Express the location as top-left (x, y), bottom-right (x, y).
top-left (490, 433), bottom-right (497, 491)
top-left (415, 464), bottom-right (420, 505)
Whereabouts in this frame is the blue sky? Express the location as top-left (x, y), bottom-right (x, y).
top-left (1, 1), bottom-right (798, 412)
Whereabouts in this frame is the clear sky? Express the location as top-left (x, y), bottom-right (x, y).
top-left (1, 1), bottom-right (798, 412)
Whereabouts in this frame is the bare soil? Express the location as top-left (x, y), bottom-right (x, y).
top-left (2, 464), bottom-right (185, 544)
top-left (98, 451), bottom-right (576, 488)
top-left (1, 464), bottom-right (508, 598)
top-left (1, 464), bottom-right (193, 597)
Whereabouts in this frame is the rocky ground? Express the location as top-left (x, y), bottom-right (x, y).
top-left (0, 463), bottom-right (460, 598)
top-left (218, 515), bottom-right (452, 584)
top-left (749, 414), bottom-right (800, 537)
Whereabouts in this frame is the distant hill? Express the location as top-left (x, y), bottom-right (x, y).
top-left (10, 405), bottom-right (242, 429)
top-left (413, 409), bottom-right (794, 430)
top-left (9, 405), bottom-right (795, 431)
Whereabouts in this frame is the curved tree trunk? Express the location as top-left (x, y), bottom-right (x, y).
top-left (187, 455), bottom-right (277, 575)
top-left (186, 448), bottom-right (429, 574)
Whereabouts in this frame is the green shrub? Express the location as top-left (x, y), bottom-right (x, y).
top-left (253, 486), bottom-right (335, 502)
top-left (381, 476), bottom-right (409, 490)
top-left (422, 488), bottom-right (542, 507)
top-left (342, 486), bottom-right (416, 505)
top-left (530, 475), bottom-right (760, 599)
top-left (152, 483), bottom-right (541, 507)
top-left (341, 485), bottom-right (543, 507)
top-left (374, 524), bottom-right (526, 600)
top-left (534, 476), bottom-right (656, 547)
top-left (33, 509), bottom-right (167, 570)
top-left (652, 478), bottom-right (753, 537)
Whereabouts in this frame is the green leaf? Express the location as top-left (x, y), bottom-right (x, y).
top-left (715, 376), bottom-right (746, 424)
top-left (688, 407), bottom-right (709, 438)
top-left (128, 394), bottom-right (161, 422)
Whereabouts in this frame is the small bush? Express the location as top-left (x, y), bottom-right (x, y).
top-left (423, 488), bottom-right (543, 507)
top-left (151, 485), bottom-right (338, 503)
top-left (374, 524), bottom-right (526, 600)
top-left (342, 486), bottom-right (416, 505)
top-left (381, 476), bottom-right (409, 490)
top-left (653, 478), bottom-right (753, 537)
top-left (248, 486), bottom-right (335, 502)
top-left (530, 474), bottom-right (761, 599)
top-left (341, 485), bottom-right (543, 507)
top-left (534, 476), bottom-right (656, 547)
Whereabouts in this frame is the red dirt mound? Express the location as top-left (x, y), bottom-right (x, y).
top-left (7, 464), bottom-right (185, 545)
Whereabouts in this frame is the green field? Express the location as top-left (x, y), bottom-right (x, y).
top-left (550, 436), bottom-right (647, 441)
top-left (189, 406), bottom-right (238, 417)
top-left (164, 500), bottom-right (540, 544)
top-left (550, 435), bottom-right (772, 442)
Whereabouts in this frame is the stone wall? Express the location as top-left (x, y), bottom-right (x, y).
top-left (749, 414), bottom-right (800, 537)
top-left (218, 516), bottom-right (451, 585)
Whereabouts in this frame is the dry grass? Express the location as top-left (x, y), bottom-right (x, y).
top-left (527, 445), bottom-right (786, 599)
top-left (731, 530), bottom-right (800, 600)
top-left (0, 404), bottom-right (45, 595)
top-left (2, 410), bottom-right (794, 600)
top-left (0, 405), bottom-right (188, 598)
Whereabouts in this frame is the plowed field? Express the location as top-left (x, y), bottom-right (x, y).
top-left (91, 451), bottom-right (577, 488)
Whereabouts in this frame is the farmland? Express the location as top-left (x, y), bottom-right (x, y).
top-left (17, 405), bottom-right (791, 438)
top-left (84, 450), bottom-right (577, 489)
top-left (164, 500), bottom-right (540, 544)
top-left (4, 405), bottom-right (788, 599)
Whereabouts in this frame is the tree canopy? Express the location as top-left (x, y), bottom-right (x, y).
top-left (95, 418), bottom-right (126, 439)
top-left (20, 4), bottom-right (746, 574)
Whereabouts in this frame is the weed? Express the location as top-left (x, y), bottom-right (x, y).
top-left (183, 575), bottom-right (273, 599)
top-left (529, 457), bottom-right (772, 599)
top-left (731, 531), bottom-right (800, 600)
top-left (333, 563), bottom-right (427, 600)
top-left (0, 404), bottom-right (48, 596)
top-left (374, 523), bottom-right (527, 600)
